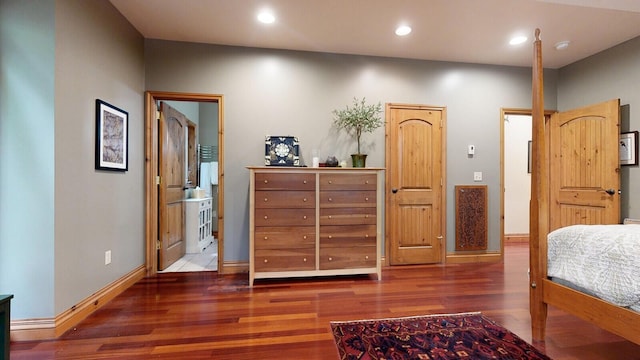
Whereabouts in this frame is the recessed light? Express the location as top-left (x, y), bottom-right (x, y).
top-left (509, 36), bottom-right (528, 45)
top-left (395, 25), bottom-right (412, 36)
top-left (257, 11), bottom-right (275, 24)
top-left (554, 40), bottom-right (570, 50)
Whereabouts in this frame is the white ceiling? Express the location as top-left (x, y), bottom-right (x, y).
top-left (109, 0), bottom-right (640, 69)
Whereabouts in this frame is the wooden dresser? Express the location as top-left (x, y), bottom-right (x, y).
top-left (248, 167), bottom-right (383, 286)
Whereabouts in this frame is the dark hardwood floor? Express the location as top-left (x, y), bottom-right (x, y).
top-left (10, 243), bottom-right (640, 359)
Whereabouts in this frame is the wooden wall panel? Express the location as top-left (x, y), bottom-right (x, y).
top-left (455, 185), bottom-right (488, 251)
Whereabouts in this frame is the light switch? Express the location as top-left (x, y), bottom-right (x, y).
top-left (473, 172), bottom-right (482, 181)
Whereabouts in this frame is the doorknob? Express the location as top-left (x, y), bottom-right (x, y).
top-left (604, 189), bottom-right (615, 195)
top-left (392, 188), bottom-right (398, 193)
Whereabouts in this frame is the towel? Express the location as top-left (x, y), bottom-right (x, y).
top-left (200, 162), bottom-right (211, 196)
top-left (211, 161), bottom-right (218, 185)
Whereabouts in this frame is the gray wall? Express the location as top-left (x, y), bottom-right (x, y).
top-left (165, 101), bottom-right (200, 125)
top-left (144, 40), bottom-right (559, 260)
top-left (0, 0), bottom-right (144, 320)
top-left (199, 102), bottom-right (219, 150)
top-left (54, 0), bottom-right (144, 315)
top-left (558, 36), bottom-right (640, 220)
top-left (0, 0), bottom-right (56, 319)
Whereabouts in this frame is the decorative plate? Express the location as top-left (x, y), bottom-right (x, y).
top-left (265, 136), bottom-right (300, 166)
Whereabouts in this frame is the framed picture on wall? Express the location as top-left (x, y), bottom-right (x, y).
top-left (95, 99), bottom-right (128, 171)
top-left (619, 131), bottom-right (638, 166)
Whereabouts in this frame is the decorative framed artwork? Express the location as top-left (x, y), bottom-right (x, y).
top-left (95, 99), bottom-right (128, 171)
top-left (265, 136), bottom-right (300, 166)
top-left (619, 131), bottom-right (638, 166)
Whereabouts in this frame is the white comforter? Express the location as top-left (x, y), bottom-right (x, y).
top-left (547, 224), bottom-right (640, 310)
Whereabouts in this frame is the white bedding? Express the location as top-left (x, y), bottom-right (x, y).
top-left (547, 224), bottom-right (640, 310)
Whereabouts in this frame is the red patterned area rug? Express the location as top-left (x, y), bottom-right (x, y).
top-left (331, 312), bottom-right (551, 360)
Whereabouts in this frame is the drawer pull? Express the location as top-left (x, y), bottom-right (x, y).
top-left (264, 180), bottom-right (268, 184)
top-left (264, 236), bottom-right (268, 240)
top-left (303, 215), bottom-right (307, 220)
top-left (303, 235), bottom-right (307, 239)
top-left (365, 197), bottom-right (369, 201)
top-left (365, 180), bottom-right (369, 184)
top-left (303, 198), bottom-right (307, 202)
top-left (303, 180), bottom-right (307, 184)
top-left (365, 234), bottom-right (369, 238)
top-left (365, 255), bottom-right (369, 260)
top-left (328, 215), bottom-right (332, 219)
top-left (364, 215), bottom-right (369, 218)
top-left (328, 257), bottom-right (333, 261)
top-left (303, 258), bottom-right (307, 262)
top-left (328, 198), bottom-right (333, 202)
top-left (264, 215), bottom-right (268, 220)
top-left (264, 259), bottom-right (268, 263)
top-left (263, 198), bottom-right (268, 202)
top-left (328, 180), bottom-right (333, 184)
top-left (328, 235), bottom-right (333, 239)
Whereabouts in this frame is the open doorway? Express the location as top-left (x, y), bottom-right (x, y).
top-left (144, 91), bottom-right (224, 275)
top-left (500, 108), bottom-right (552, 253)
top-left (502, 111), bottom-right (532, 251)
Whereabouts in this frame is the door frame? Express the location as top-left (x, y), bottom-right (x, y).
top-left (499, 108), bottom-right (553, 256)
top-left (145, 91), bottom-right (225, 275)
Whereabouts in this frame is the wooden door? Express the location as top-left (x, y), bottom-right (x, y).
top-left (158, 102), bottom-right (187, 270)
top-left (386, 104), bottom-right (445, 265)
top-left (549, 99), bottom-right (620, 231)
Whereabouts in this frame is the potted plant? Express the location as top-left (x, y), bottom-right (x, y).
top-left (332, 97), bottom-right (383, 167)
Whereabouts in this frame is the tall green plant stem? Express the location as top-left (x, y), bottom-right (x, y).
top-left (332, 97), bottom-right (383, 154)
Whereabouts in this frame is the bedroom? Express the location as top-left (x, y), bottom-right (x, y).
top-left (1, 0), bottom-right (639, 351)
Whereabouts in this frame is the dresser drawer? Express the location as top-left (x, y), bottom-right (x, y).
top-left (255, 208), bottom-right (315, 227)
top-left (320, 231), bottom-right (377, 248)
top-left (319, 246), bottom-right (376, 270)
top-left (197, 198), bottom-right (212, 209)
top-left (320, 207), bottom-right (376, 226)
top-left (319, 173), bottom-right (376, 191)
top-left (254, 226), bottom-right (315, 249)
top-left (255, 190), bottom-right (315, 209)
top-left (255, 248), bottom-right (316, 272)
top-left (255, 173), bottom-right (316, 191)
top-left (320, 224), bottom-right (376, 243)
top-left (319, 190), bottom-right (376, 208)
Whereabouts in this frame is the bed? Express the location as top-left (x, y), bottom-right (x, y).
top-left (529, 29), bottom-right (640, 345)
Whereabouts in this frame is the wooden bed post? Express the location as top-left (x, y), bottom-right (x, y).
top-left (529, 28), bottom-right (549, 342)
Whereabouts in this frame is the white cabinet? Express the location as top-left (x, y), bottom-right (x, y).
top-left (185, 198), bottom-right (213, 253)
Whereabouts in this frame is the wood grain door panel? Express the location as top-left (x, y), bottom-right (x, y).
top-left (158, 102), bottom-right (187, 270)
top-left (387, 104), bottom-right (445, 265)
top-left (549, 99), bottom-right (620, 230)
